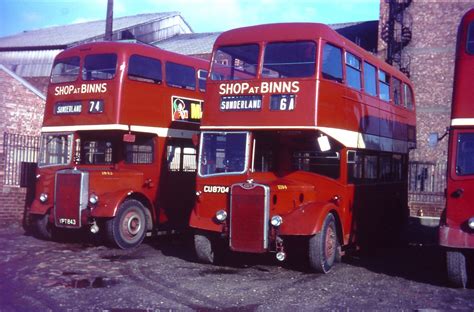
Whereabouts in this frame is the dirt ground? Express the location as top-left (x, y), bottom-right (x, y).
top-left (0, 220), bottom-right (473, 311)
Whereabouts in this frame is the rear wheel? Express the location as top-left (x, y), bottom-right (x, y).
top-left (106, 199), bottom-right (147, 249)
top-left (32, 213), bottom-right (53, 240)
top-left (194, 231), bottom-right (223, 264)
top-left (447, 250), bottom-right (469, 288)
top-left (309, 213), bottom-right (339, 273)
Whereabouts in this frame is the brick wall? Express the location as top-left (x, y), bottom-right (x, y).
top-left (379, 1), bottom-right (473, 163)
top-left (0, 69), bottom-right (45, 223)
top-left (379, 1), bottom-right (474, 217)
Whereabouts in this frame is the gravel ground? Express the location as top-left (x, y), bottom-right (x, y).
top-left (0, 220), bottom-right (473, 311)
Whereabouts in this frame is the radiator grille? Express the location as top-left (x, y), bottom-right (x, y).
top-left (229, 183), bottom-right (269, 253)
top-left (54, 170), bottom-right (88, 228)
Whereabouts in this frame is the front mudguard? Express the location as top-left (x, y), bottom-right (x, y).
top-left (279, 201), bottom-right (339, 236)
top-left (29, 199), bottom-right (51, 216)
top-left (189, 208), bottom-right (224, 233)
top-left (90, 190), bottom-right (139, 218)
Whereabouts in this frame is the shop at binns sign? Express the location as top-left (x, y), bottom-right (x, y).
top-left (54, 83), bottom-right (108, 96)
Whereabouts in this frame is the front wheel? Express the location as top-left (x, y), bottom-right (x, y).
top-left (194, 231), bottom-right (224, 264)
top-left (32, 213), bottom-right (53, 240)
top-left (447, 250), bottom-right (470, 288)
top-left (308, 213), bottom-right (339, 273)
top-left (106, 199), bottom-right (147, 249)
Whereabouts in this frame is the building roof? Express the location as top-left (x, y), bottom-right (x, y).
top-left (155, 21), bottom-right (379, 56)
top-left (153, 32), bottom-right (220, 56)
top-left (0, 64), bottom-right (45, 100)
top-left (0, 12), bottom-right (187, 50)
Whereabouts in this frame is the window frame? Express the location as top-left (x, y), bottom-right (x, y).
top-left (363, 61), bottom-right (377, 97)
top-left (82, 53), bottom-right (117, 81)
top-left (210, 44), bottom-right (260, 81)
top-left (124, 136), bottom-right (155, 165)
top-left (198, 69), bottom-right (208, 92)
top-left (262, 40), bottom-right (317, 78)
top-left (321, 43), bottom-right (343, 83)
top-left (127, 54), bottom-right (163, 84)
top-left (165, 61), bottom-right (196, 90)
top-left (466, 21), bottom-right (474, 55)
top-left (392, 76), bottom-right (402, 106)
top-left (403, 83), bottom-right (414, 110)
top-left (50, 56), bottom-right (81, 84)
top-left (198, 131), bottom-right (250, 177)
top-left (378, 69), bottom-right (390, 102)
top-left (345, 51), bottom-right (362, 90)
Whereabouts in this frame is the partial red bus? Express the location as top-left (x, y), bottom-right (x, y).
top-left (190, 23), bottom-right (416, 272)
top-left (439, 8), bottom-right (474, 288)
top-left (29, 41), bottom-right (208, 249)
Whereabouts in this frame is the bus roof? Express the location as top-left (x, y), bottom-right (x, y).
top-left (214, 23), bottom-right (411, 84)
top-left (57, 41), bottom-right (209, 68)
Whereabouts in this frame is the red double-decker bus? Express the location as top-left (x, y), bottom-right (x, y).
top-left (439, 8), bottom-right (474, 288)
top-left (190, 23), bottom-right (416, 272)
top-left (29, 41), bottom-right (208, 249)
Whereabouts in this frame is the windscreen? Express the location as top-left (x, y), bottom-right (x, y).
top-left (262, 41), bottom-right (316, 78)
top-left (38, 133), bottom-right (73, 167)
top-left (210, 44), bottom-right (259, 80)
top-left (199, 132), bottom-right (248, 176)
top-left (82, 53), bottom-right (117, 80)
top-left (50, 57), bottom-right (80, 83)
top-left (456, 132), bottom-right (474, 176)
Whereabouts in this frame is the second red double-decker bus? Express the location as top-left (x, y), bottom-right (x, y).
top-left (439, 8), bottom-right (474, 288)
top-left (190, 23), bottom-right (416, 272)
top-left (29, 41), bottom-right (208, 249)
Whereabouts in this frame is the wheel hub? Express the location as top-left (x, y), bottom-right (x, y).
top-left (123, 211), bottom-right (142, 237)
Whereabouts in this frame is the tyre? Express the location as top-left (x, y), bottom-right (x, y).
top-left (106, 199), bottom-right (147, 249)
top-left (194, 231), bottom-right (223, 264)
top-left (309, 213), bottom-right (339, 273)
top-left (32, 213), bottom-right (53, 240)
top-left (447, 250), bottom-right (469, 288)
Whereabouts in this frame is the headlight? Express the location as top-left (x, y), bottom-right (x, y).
top-left (468, 217), bottom-right (474, 230)
top-left (39, 193), bottom-right (48, 203)
top-left (271, 215), bottom-right (283, 227)
top-left (89, 194), bottom-right (99, 205)
top-left (215, 209), bottom-right (227, 222)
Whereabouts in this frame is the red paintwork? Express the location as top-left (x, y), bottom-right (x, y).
top-left (29, 41), bottom-right (208, 233)
top-left (451, 9), bottom-right (474, 120)
top-left (42, 41), bottom-right (206, 130)
top-left (439, 9), bottom-right (474, 249)
top-left (202, 23), bottom-right (416, 147)
top-left (190, 23), bottom-right (416, 256)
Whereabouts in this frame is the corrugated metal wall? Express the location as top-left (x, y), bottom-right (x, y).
top-left (0, 14), bottom-right (193, 78)
top-left (0, 50), bottom-right (61, 77)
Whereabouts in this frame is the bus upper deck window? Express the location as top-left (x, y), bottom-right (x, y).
top-left (392, 77), bottom-right (402, 105)
top-left (403, 83), bottom-right (414, 110)
top-left (262, 41), bottom-right (316, 78)
top-left (345, 52), bottom-right (361, 90)
top-left (50, 57), bottom-right (80, 83)
top-left (128, 54), bottom-right (162, 84)
top-left (363, 62), bottom-right (377, 96)
top-left (166, 62), bottom-right (196, 90)
top-left (82, 54), bottom-right (117, 81)
top-left (210, 44), bottom-right (259, 81)
top-left (198, 69), bottom-right (208, 91)
top-left (378, 69), bottom-right (390, 102)
top-left (321, 43), bottom-right (343, 82)
top-left (466, 21), bottom-right (474, 54)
